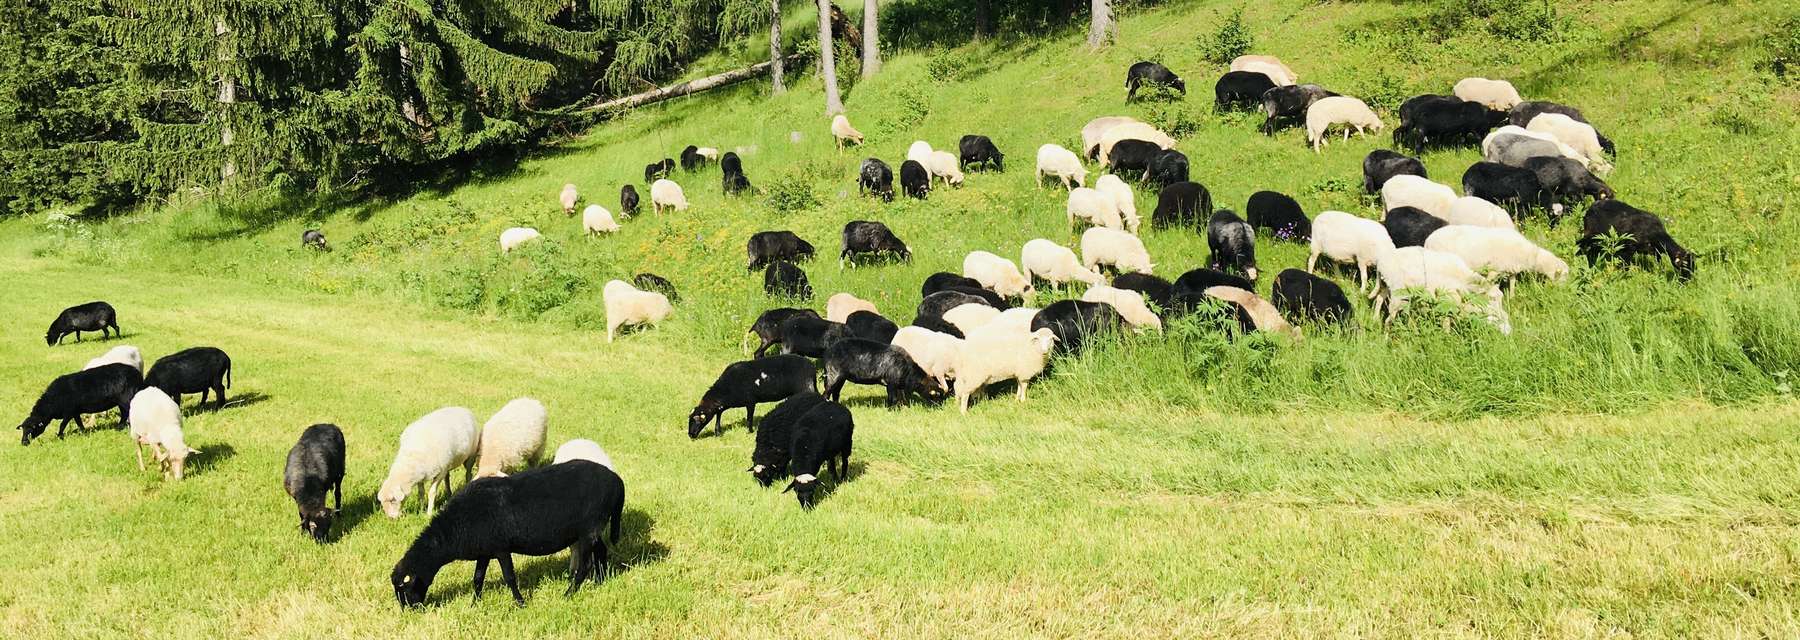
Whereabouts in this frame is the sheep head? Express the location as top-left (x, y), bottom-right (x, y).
top-left (784, 473), bottom-right (820, 510)
top-left (300, 506), bottom-right (337, 543)
top-left (391, 564), bottom-right (437, 609)
top-left (17, 416), bottom-right (50, 446)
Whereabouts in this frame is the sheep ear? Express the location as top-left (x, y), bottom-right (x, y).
top-left (781, 481), bottom-right (796, 494)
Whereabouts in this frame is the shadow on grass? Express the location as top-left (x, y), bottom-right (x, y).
top-left (331, 493), bottom-right (383, 543)
top-left (184, 443), bottom-right (237, 478)
top-left (189, 391), bottom-right (272, 414)
top-left (430, 507), bottom-right (668, 605)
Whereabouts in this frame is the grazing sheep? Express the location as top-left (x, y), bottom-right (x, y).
top-left (1424, 225), bottom-right (1570, 285)
top-left (1394, 94), bottom-right (1504, 151)
top-left (831, 114), bottom-right (865, 148)
top-left (1527, 113), bottom-right (1613, 174)
top-left (746, 308), bottom-right (821, 357)
top-left (1081, 116), bottom-right (1141, 159)
top-left (953, 328), bottom-right (1057, 414)
top-left (917, 291), bottom-right (996, 325)
top-left (899, 160), bottom-right (932, 199)
top-left (826, 293), bottom-right (878, 323)
top-left (1152, 181), bottom-right (1212, 230)
top-left (822, 339), bottom-right (944, 407)
top-left (1271, 269), bottom-right (1352, 326)
top-left (1126, 61), bottom-right (1186, 101)
top-left (1067, 187), bottom-right (1126, 232)
top-left (1511, 101), bottom-right (1614, 154)
top-left (696, 146), bottom-right (720, 162)
top-left (965, 307), bottom-right (1040, 340)
top-left (631, 273), bottom-right (678, 302)
top-left (747, 392), bottom-right (828, 487)
top-left (1216, 71), bottom-right (1278, 111)
top-left (782, 400), bottom-right (854, 509)
top-left (16, 364), bottom-right (139, 445)
top-left (1362, 149), bottom-right (1428, 194)
top-left (1081, 285), bottom-right (1162, 332)
top-left (1260, 84), bottom-right (1337, 134)
top-left (45, 301), bottom-right (119, 346)
top-left (958, 135), bottom-right (1004, 172)
top-left (943, 303), bottom-right (1003, 335)
top-left (1094, 175), bottom-right (1141, 232)
top-left (1381, 175), bottom-right (1457, 219)
top-left (129, 387), bottom-right (196, 481)
top-left (1577, 200), bottom-right (1696, 280)
top-left (858, 158), bottom-right (896, 201)
top-left (1110, 272), bottom-right (1174, 313)
top-left (475, 398), bottom-right (548, 479)
top-left (1097, 123), bottom-right (1177, 165)
top-left (559, 184), bottom-right (580, 214)
top-left (764, 261), bottom-right (813, 300)
top-left (582, 205), bottom-right (620, 235)
top-left (642, 159), bottom-right (673, 183)
top-left (1483, 125), bottom-right (1584, 167)
top-left (302, 229), bottom-right (330, 251)
top-left (747, 231), bottom-right (816, 271)
top-left (499, 228), bottom-right (541, 253)
top-left (963, 251), bottom-right (1036, 300)
top-left (890, 326), bottom-right (965, 389)
top-left (1204, 286), bottom-right (1300, 338)
top-left (1030, 300), bottom-right (1122, 356)
top-left (838, 220), bottom-right (909, 267)
top-left (845, 310), bottom-right (899, 344)
top-left (602, 280), bottom-right (673, 342)
top-left (1022, 239), bottom-right (1106, 288)
top-left (1246, 191), bottom-right (1310, 242)
top-left (378, 406), bottom-right (480, 519)
top-left (927, 150), bottom-right (965, 187)
top-left (1462, 161), bottom-right (1554, 214)
top-left (84, 345), bottom-right (143, 374)
top-left (1170, 268), bottom-right (1255, 314)
top-left (284, 423), bottom-right (346, 542)
top-left (1372, 247), bottom-right (1511, 334)
top-left (1207, 210), bottom-right (1259, 280)
top-left (1147, 150), bottom-right (1190, 188)
top-left (1384, 206), bottom-right (1449, 248)
top-left (688, 354), bottom-right (817, 438)
top-left (389, 459), bottom-right (624, 608)
top-left (778, 315), bottom-right (853, 359)
top-left (649, 179), bottom-right (689, 214)
top-left (921, 272), bottom-right (985, 298)
top-left (1453, 77), bottom-right (1523, 111)
top-left (552, 439), bottom-right (613, 469)
top-left (906, 140), bottom-right (935, 167)
top-left (619, 185), bottom-right (640, 217)
top-left (680, 145), bottom-right (703, 171)
top-left (1307, 211), bottom-right (1396, 293)
top-left (1305, 96), bottom-right (1384, 152)
top-left (721, 152), bottom-right (752, 195)
top-left (1081, 227), bottom-right (1154, 275)
top-left (1107, 139), bottom-right (1164, 179)
top-left (1445, 196), bottom-right (1516, 229)
top-left (1231, 55), bottom-right (1299, 85)
top-left (1035, 144), bottom-right (1088, 189)
top-left (145, 346), bottom-right (231, 409)
top-left (1523, 155), bottom-right (1614, 211)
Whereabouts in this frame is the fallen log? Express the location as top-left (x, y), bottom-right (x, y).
top-left (580, 55), bottom-right (807, 114)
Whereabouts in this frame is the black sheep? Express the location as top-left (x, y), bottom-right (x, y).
top-left (1394, 94), bottom-right (1504, 151)
top-left (1215, 71), bottom-right (1277, 111)
top-left (899, 160), bottom-right (931, 199)
top-left (1577, 200), bottom-right (1696, 280)
top-left (747, 231), bottom-right (816, 271)
top-left (301, 229), bottom-right (330, 251)
top-left (1245, 191), bottom-right (1310, 242)
top-left (1383, 206), bottom-right (1448, 248)
top-left (920, 272), bottom-right (984, 298)
top-left (1260, 84), bottom-right (1337, 135)
top-left (747, 308), bottom-right (822, 357)
top-left (858, 158), bottom-right (895, 202)
top-left (1170, 268), bottom-right (1255, 314)
top-left (910, 315), bottom-right (965, 339)
top-left (643, 158), bottom-right (674, 183)
top-left (45, 301), bottom-right (119, 346)
top-left (145, 346), bottom-right (232, 409)
top-left (1270, 269), bottom-right (1352, 325)
top-left (1362, 149), bottom-right (1428, 194)
top-left (1207, 210), bottom-right (1259, 280)
top-left (284, 423), bottom-right (346, 543)
top-left (940, 286), bottom-right (1008, 310)
top-left (390, 460), bottom-right (625, 608)
top-left (1152, 181), bottom-right (1213, 230)
top-left (1462, 161), bottom-right (1550, 213)
top-left (1030, 300), bottom-right (1124, 356)
top-left (1523, 156), bottom-right (1614, 211)
top-left (916, 290), bottom-right (994, 323)
top-left (1510, 101), bottom-right (1615, 155)
top-left (763, 261), bottom-right (813, 300)
top-left (16, 363), bottom-right (140, 445)
top-left (619, 185), bottom-right (640, 217)
top-left (687, 354), bottom-right (817, 438)
top-left (631, 273), bottom-right (679, 302)
top-left (1110, 272), bottom-right (1174, 313)
top-left (822, 338), bottom-right (944, 407)
top-left (748, 392), bottom-right (828, 487)
top-left (844, 310), bottom-right (899, 344)
top-left (958, 135), bottom-right (1004, 172)
top-left (721, 152), bottom-right (751, 195)
top-left (1126, 61), bottom-right (1186, 101)
top-left (1147, 150), bottom-right (1189, 188)
top-left (679, 145), bottom-right (703, 171)
top-left (840, 220), bottom-right (911, 265)
top-left (1107, 139), bottom-right (1163, 178)
top-left (779, 315), bottom-right (852, 359)
top-left (783, 400), bottom-right (854, 510)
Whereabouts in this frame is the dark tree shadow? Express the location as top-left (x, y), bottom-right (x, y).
top-left (431, 507), bottom-right (667, 605)
top-left (182, 443), bottom-right (237, 478)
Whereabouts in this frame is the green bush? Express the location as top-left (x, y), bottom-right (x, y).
top-left (1199, 7), bottom-right (1254, 64)
top-left (1761, 16), bottom-right (1800, 81)
top-left (926, 51), bottom-right (970, 82)
top-left (764, 174), bottom-right (822, 213)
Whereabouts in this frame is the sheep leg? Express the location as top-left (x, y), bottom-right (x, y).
top-left (472, 557), bottom-right (490, 601)
top-left (590, 537), bottom-right (610, 586)
top-left (135, 441), bottom-right (145, 470)
top-left (426, 477), bottom-right (439, 517)
top-left (1306, 251), bottom-right (1320, 274)
top-left (744, 404), bottom-right (756, 433)
top-left (216, 384), bottom-right (227, 409)
top-left (1357, 261), bottom-right (1371, 293)
top-left (334, 480), bottom-right (342, 511)
top-left (1016, 380), bottom-right (1030, 401)
top-left (498, 554), bottom-right (525, 606)
top-left (565, 540), bottom-right (591, 597)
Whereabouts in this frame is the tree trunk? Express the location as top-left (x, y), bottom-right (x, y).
top-left (861, 0), bottom-right (879, 77)
top-left (975, 0), bottom-right (991, 39)
top-left (580, 56), bottom-right (804, 114)
top-left (214, 15), bottom-right (236, 180)
top-left (817, 0), bottom-right (844, 115)
top-left (1087, 0), bottom-right (1112, 51)
top-left (769, 0), bottom-right (785, 93)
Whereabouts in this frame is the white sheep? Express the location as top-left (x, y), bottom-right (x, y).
top-left (1066, 187), bottom-right (1125, 232)
top-left (953, 328), bottom-right (1057, 414)
top-left (943, 303), bottom-right (1003, 335)
top-left (1035, 144), bottom-right (1088, 189)
top-left (1094, 174), bottom-right (1141, 233)
top-left (128, 387), bottom-right (197, 481)
top-left (1230, 55), bottom-right (1299, 86)
top-left (927, 150), bottom-right (965, 186)
top-left (963, 251), bottom-right (1035, 300)
top-left (1080, 116), bottom-right (1141, 159)
top-left (1097, 122), bottom-right (1177, 165)
top-left (1080, 227), bottom-right (1154, 275)
top-left (552, 438), bottom-right (614, 469)
top-left (1526, 113), bottom-right (1613, 174)
top-left (1021, 239), bottom-right (1105, 288)
top-left (890, 326), bottom-right (963, 391)
top-left (603, 279), bottom-right (673, 342)
top-left (582, 204), bottom-right (620, 235)
top-left (1452, 77), bottom-right (1523, 111)
top-left (1423, 225), bottom-right (1569, 285)
top-left (559, 183), bottom-right (580, 214)
top-left (1203, 286), bottom-right (1300, 339)
top-left (1305, 96), bottom-right (1384, 153)
top-left (1381, 175), bottom-right (1457, 219)
top-left (825, 292), bottom-right (878, 323)
top-left (968, 307), bottom-right (1040, 340)
top-left (378, 406), bottom-right (480, 518)
top-left (475, 397), bottom-right (547, 478)
top-left (1307, 211), bottom-right (1396, 293)
top-left (1483, 125), bottom-right (1585, 165)
top-left (1445, 196), bottom-right (1516, 229)
top-left (650, 179), bottom-right (689, 213)
top-left (906, 141), bottom-right (935, 167)
top-left (1372, 247), bottom-right (1511, 335)
top-left (1081, 285), bottom-right (1163, 332)
top-left (499, 227), bottom-right (542, 253)
top-left (695, 147), bottom-right (720, 161)
top-left (84, 345), bottom-right (143, 373)
top-left (831, 114), bottom-right (864, 148)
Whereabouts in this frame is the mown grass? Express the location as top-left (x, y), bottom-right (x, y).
top-left (3, 0), bottom-right (1799, 637)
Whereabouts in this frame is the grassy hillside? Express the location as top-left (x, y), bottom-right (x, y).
top-left (2, 0), bottom-right (1799, 637)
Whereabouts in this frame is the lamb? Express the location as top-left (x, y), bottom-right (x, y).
top-left (1204, 286), bottom-right (1301, 339)
top-left (1452, 77), bottom-right (1524, 111)
top-left (84, 345), bottom-right (143, 373)
top-left (1271, 269), bottom-right (1352, 326)
top-left (619, 185), bottom-right (640, 217)
top-left (1106, 139), bottom-right (1164, 179)
top-left (778, 315), bottom-right (852, 358)
top-left (552, 439), bottom-right (613, 469)
top-left (781, 400), bottom-right (854, 509)
top-left (1081, 285), bottom-right (1162, 331)
top-left (1029, 300), bottom-right (1122, 356)
top-left (16, 363), bottom-right (139, 445)
top-left (958, 135), bottom-right (1004, 172)
top-left (1483, 125), bottom-right (1584, 167)
top-left (906, 140), bottom-right (935, 167)
top-left (378, 406), bottom-right (481, 519)
top-left (747, 231), bottom-right (816, 270)
top-left (1260, 84), bottom-right (1336, 134)
top-left (631, 273), bottom-right (679, 302)
top-left (284, 423), bottom-right (346, 542)
top-left (1245, 191), bottom-right (1310, 242)
top-left (1021, 239), bottom-right (1106, 288)
top-left (126, 387), bottom-right (196, 480)
top-left (1096, 123), bottom-right (1176, 165)
top-left (927, 150), bottom-right (965, 186)
top-left (1035, 144), bottom-right (1087, 189)
top-left (1147, 150), bottom-right (1190, 188)
top-left (582, 205), bottom-right (620, 235)
top-left (499, 227), bottom-right (542, 253)
top-left (1424, 225), bottom-right (1570, 285)
top-left (1216, 71), bottom-right (1278, 111)
top-left (1067, 187), bottom-right (1126, 232)
top-left (1362, 149), bottom-right (1428, 194)
top-left (899, 160), bottom-right (931, 199)
top-left (1207, 210), bottom-right (1259, 280)
top-left (826, 292), bottom-right (878, 323)
top-left (858, 158), bottom-right (895, 201)
top-left (389, 459), bottom-right (625, 607)
top-left (1510, 101), bottom-right (1615, 154)
top-left (1577, 200), bottom-right (1696, 280)
top-left (602, 280), bottom-right (673, 342)
top-left (764, 261), bottom-right (813, 300)
top-left (962, 251), bottom-right (1036, 300)
top-left (1372, 247), bottom-right (1511, 334)
top-left (1393, 94), bottom-right (1504, 151)
top-left (831, 114), bottom-right (865, 148)
top-left (1094, 175), bottom-right (1141, 233)
top-left (1445, 196), bottom-right (1515, 229)
top-left (746, 308), bottom-right (822, 357)
top-left (302, 229), bottom-right (330, 251)
top-left (1152, 181), bottom-right (1212, 230)
top-left (1307, 210), bottom-right (1396, 293)
top-left (1305, 96), bottom-right (1384, 152)
top-left (1170, 268), bottom-right (1255, 313)
top-left (1230, 55), bottom-right (1299, 85)
top-left (1110, 272), bottom-right (1174, 313)
top-left (687, 354), bottom-right (817, 438)
top-left (920, 272), bottom-right (985, 298)
top-left (721, 152), bottom-right (752, 195)
top-left (943, 303), bottom-right (1003, 335)
top-left (890, 326), bottom-right (964, 390)
top-left (649, 179), bottom-right (688, 213)
top-left (845, 310), bottom-right (899, 344)
top-left (643, 158), bottom-right (674, 182)
top-left (1381, 175), bottom-right (1457, 219)
top-left (1527, 113), bottom-right (1613, 174)
top-left (952, 328), bottom-right (1057, 414)
top-left (145, 346), bottom-right (231, 409)
top-left (475, 398), bottom-right (548, 479)
top-left (45, 301), bottom-right (119, 346)
top-left (1080, 116), bottom-right (1140, 159)
top-left (680, 145), bottom-right (703, 171)
top-left (1126, 61), bottom-right (1187, 100)
top-left (559, 183), bottom-right (580, 214)
top-left (822, 338), bottom-right (945, 407)
top-left (747, 392), bottom-right (827, 487)
top-left (1081, 227), bottom-right (1154, 275)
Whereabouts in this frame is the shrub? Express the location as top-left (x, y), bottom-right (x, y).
top-left (1761, 16), bottom-right (1800, 81)
top-left (926, 51), bottom-right (970, 82)
top-left (764, 174), bottom-right (822, 213)
top-left (1199, 7), bottom-right (1254, 65)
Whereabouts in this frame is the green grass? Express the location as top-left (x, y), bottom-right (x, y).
top-left (3, 0), bottom-right (1800, 637)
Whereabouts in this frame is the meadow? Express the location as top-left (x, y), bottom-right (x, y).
top-left (1, 0), bottom-right (1798, 637)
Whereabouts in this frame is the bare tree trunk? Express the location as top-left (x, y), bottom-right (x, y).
top-left (817, 0), bottom-right (844, 115)
top-left (1087, 0), bottom-right (1113, 51)
top-left (861, 0), bottom-right (879, 77)
top-left (214, 15), bottom-right (237, 180)
top-left (769, 0), bottom-right (785, 93)
top-left (580, 56), bottom-right (803, 113)
top-left (975, 0), bottom-right (991, 39)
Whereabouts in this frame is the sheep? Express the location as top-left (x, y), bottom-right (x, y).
top-left (781, 400), bottom-right (854, 509)
top-left (1204, 286), bottom-right (1301, 339)
top-left (747, 392), bottom-right (828, 487)
top-left (1081, 285), bottom-right (1162, 332)
top-left (1081, 116), bottom-right (1141, 160)
top-left (45, 301), bottom-right (119, 346)
top-left (838, 221), bottom-right (909, 267)
top-left (127, 387), bottom-right (196, 481)
top-left (958, 135), bottom-right (1004, 172)
top-left (1067, 187), bottom-right (1126, 232)
top-left (1152, 181), bottom-right (1212, 230)
top-left (1081, 227), bottom-right (1154, 276)
top-left (721, 152), bottom-right (752, 195)
top-left (889, 326), bottom-right (963, 391)
top-left (966, 307), bottom-right (1041, 341)
top-left (1523, 155), bottom-right (1614, 212)
top-left (764, 261), bottom-right (813, 300)
top-left (1030, 300), bottom-right (1122, 356)
top-left (927, 150), bottom-right (965, 187)
top-left (1170, 268), bottom-right (1255, 313)
top-left (680, 145), bottom-right (703, 171)
top-left (747, 231), bottom-right (816, 271)
top-left (1462, 161), bottom-right (1554, 215)
top-left (1307, 211), bottom-right (1395, 293)
top-left (1424, 225), bottom-right (1570, 286)
top-left (301, 229), bottom-right (330, 251)
top-left (1035, 144), bottom-right (1087, 189)
top-left (1096, 123), bottom-right (1176, 165)
top-left (1385, 206), bottom-right (1450, 249)
top-left (378, 406), bottom-right (480, 519)
top-left (619, 185), bottom-right (640, 217)
top-left (552, 439), bottom-right (613, 469)
top-left (822, 338), bottom-right (945, 407)
top-left (1107, 139), bottom-right (1165, 179)
top-left (1482, 125), bottom-right (1584, 167)
top-left (1147, 150), bottom-right (1190, 188)
top-left (1446, 196), bottom-right (1516, 229)
top-left (1305, 96), bottom-right (1384, 153)
top-left (1110, 272), bottom-right (1174, 313)
top-left (1022, 239), bottom-right (1106, 289)
top-left (1260, 84), bottom-right (1337, 134)
top-left (1207, 210), bottom-right (1259, 280)
top-left (1094, 175), bottom-right (1141, 232)
top-left (1394, 94), bottom-right (1504, 151)
top-left (1271, 269), bottom-right (1352, 326)
top-left (920, 272), bottom-right (985, 298)
top-left (582, 205), bottom-right (620, 235)
top-left (631, 273), bottom-right (679, 302)
top-left (1510, 101), bottom-right (1614, 154)
top-left (602, 280), bottom-right (673, 342)
top-left (778, 315), bottom-right (852, 359)
top-left (144, 346), bottom-right (231, 409)
top-left (953, 327), bottom-right (1057, 414)
top-left (858, 158), bottom-right (895, 201)
top-left (696, 146), bottom-right (721, 162)
top-left (1362, 149), bottom-right (1428, 194)
top-left (559, 183), bottom-right (580, 214)
top-left (1452, 77), bottom-right (1523, 111)
top-left (1231, 55), bottom-right (1299, 85)
top-left (917, 290), bottom-right (996, 324)
top-left (649, 179), bottom-right (689, 214)
top-left (1126, 61), bottom-right (1187, 101)
top-left (16, 364), bottom-right (139, 445)
top-left (1381, 175), bottom-right (1457, 219)
top-left (84, 345), bottom-right (143, 374)
top-left (475, 398), bottom-right (548, 479)
top-left (1372, 247), bottom-right (1511, 334)
top-left (826, 292), bottom-right (878, 323)
top-left (963, 251), bottom-right (1036, 300)
top-left (1246, 191), bottom-right (1310, 242)
top-left (643, 158), bottom-right (675, 182)
top-left (943, 303), bottom-right (1003, 335)
top-left (746, 308), bottom-right (822, 357)
top-left (845, 310), bottom-right (899, 344)
top-left (1527, 113), bottom-right (1613, 174)
top-left (499, 228), bottom-right (542, 253)
top-left (1216, 71), bottom-right (1278, 111)
top-left (389, 459), bottom-right (624, 608)
top-left (285, 423), bottom-right (346, 542)
top-left (687, 354), bottom-right (817, 438)
top-left (1577, 200), bottom-right (1696, 280)
top-left (906, 140), bottom-right (935, 167)
top-left (831, 114), bottom-right (865, 148)
top-left (899, 160), bottom-right (932, 199)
